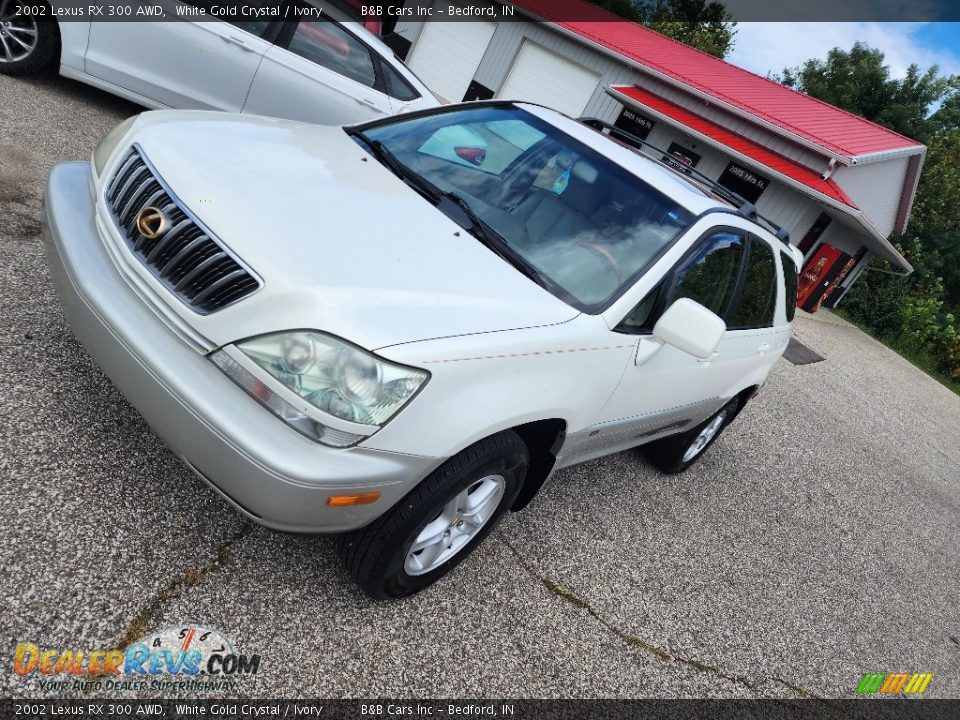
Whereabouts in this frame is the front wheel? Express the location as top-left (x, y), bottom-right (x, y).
top-left (0, 3), bottom-right (59, 76)
top-left (339, 431), bottom-right (528, 599)
top-left (643, 397), bottom-right (740, 474)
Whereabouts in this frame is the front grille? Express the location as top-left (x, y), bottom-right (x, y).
top-left (105, 146), bottom-right (260, 314)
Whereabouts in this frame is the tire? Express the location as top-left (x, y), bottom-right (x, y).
top-left (643, 397), bottom-right (740, 474)
top-left (339, 431), bottom-right (528, 600)
top-left (0, 4), bottom-right (59, 76)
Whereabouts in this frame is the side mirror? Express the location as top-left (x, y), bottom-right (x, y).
top-left (652, 298), bottom-right (726, 359)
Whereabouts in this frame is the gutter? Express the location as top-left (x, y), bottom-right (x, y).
top-left (847, 144), bottom-right (926, 166)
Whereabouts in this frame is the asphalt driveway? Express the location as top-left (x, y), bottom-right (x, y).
top-left (1, 71), bottom-right (958, 700)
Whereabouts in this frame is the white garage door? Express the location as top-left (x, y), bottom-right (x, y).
top-left (407, 15), bottom-right (496, 104)
top-left (498, 41), bottom-right (601, 117)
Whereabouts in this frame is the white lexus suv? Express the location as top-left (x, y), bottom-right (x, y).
top-left (42, 101), bottom-right (801, 598)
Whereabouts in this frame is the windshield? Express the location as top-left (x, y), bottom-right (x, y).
top-left (357, 105), bottom-right (695, 312)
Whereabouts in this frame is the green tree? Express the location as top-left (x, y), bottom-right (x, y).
top-left (912, 130), bottom-right (960, 237)
top-left (780, 43), bottom-right (960, 384)
top-left (778, 42), bottom-right (958, 143)
top-left (587, 0), bottom-right (736, 58)
top-left (912, 130), bottom-right (960, 309)
top-left (929, 90), bottom-right (960, 135)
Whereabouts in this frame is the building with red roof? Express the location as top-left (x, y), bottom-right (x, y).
top-left (388, 0), bottom-right (926, 310)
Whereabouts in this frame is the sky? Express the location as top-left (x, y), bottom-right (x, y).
top-left (727, 23), bottom-right (960, 80)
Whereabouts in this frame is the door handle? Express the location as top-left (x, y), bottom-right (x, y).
top-left (697, 351), bottom-right (720, 365)
top-left (757, 343), bottom-right (771, 355)
top-left (354, 96), bottom-right (381, 109)
top-left (222, 35), bottom-right (256, 53)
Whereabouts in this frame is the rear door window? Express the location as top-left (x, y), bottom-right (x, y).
top-left (728, 237), bottom-right (776, 329)
top-left (781, 251), bottom-right (798, 322)
top-left (382, 64), bottom-right (421, 102)
top-left (285, 18), bottom-right (377, 88)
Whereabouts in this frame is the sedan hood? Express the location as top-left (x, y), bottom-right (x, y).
top-left (128, 112), bottom-right (579, 350)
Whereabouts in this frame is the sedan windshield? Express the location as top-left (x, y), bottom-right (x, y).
top-left (357, 105), bottom-right (694, 312)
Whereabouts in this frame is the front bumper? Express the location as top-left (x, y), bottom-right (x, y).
top-left (41, 162), bottom-right (440, 533)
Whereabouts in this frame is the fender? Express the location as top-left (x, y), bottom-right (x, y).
top-left (54, 17), bottom-right (89, 72)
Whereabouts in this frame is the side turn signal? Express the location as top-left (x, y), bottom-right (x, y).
top-left (327, 492), bottom-right (381, 507)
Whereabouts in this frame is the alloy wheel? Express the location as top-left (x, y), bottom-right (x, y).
top-left (682, 410), bottom-right (728, 463)
top-left (404, 474), bottom-right (506, 576)
top-left (0, 1), bottom-right (38, 64)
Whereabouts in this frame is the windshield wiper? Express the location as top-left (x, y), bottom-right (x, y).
top-left (364, 138), bottom-right (405, 178)
top-left (436, 190), bottom-right (489, 236)
top-left (353, 135), bottom-right (557, 293)
top-left (437, 191), bottom-right (555, 289)
top-left (358, 135), bottom-right (439, 199)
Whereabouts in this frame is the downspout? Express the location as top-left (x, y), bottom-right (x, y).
top-left (821, 158), bottom-right (837, 180)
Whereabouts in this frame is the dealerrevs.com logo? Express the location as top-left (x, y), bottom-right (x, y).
top-left (856, 672), bottom-right (934, 696)
top-left (13, 626), bottom-right (260, 692)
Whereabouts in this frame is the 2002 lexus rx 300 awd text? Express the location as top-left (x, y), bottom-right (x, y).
top-left (42, 102), bottom-right (801, 598)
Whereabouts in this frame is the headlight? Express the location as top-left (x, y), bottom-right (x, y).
top-left (92, 116), bottom-right (137, 177)
top-left (211, 331), bottom-right (429, 442)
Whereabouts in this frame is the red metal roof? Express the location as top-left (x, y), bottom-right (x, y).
top-left (509, 0), bottom-right (924, 160)
top-left (610, 85), bottom-right (858, 209)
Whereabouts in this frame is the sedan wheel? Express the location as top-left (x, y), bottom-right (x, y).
top-left (0, 2), bottom-right (57, 75)
top-left (0, 0), bottom-right (39, 61)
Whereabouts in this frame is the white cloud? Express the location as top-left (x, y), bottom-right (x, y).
top-left (727, 23), bottom-right (960, 80)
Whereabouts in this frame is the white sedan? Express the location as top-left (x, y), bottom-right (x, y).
top-left (0, 0), bottom-right (439, 125)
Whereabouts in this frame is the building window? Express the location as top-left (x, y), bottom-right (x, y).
top-left (614, 107), bottom-right (655, 140)
top-left (717, 161), bottom-right (769, 204)
top-left (797, 212), bottom-right (831, 255)
top-left (662, 142), bottom-right (701, 174)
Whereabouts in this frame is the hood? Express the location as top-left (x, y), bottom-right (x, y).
top-left (127, 112), bottom-right (580, 350)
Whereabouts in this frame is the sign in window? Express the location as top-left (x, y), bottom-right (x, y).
top-left (662, 142), bottom-right (701, 174)
top-left (614, 107), bottom-right (655, 141)
top-left (717, 161), bottom-right (769, 204)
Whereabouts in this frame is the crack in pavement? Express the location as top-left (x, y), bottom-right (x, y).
top-left (114, 523), bottom-right (255, 649)
top-left (70, 523), bottom-right (255, 700)
top-left (503, 540), bottom-right (825, 700)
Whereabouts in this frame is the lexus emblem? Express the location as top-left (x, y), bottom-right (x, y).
top-left (136, 206), bottom-right (168, 240)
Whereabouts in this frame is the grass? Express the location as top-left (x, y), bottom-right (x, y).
top-left (832, 310), bottom-right (960, 397)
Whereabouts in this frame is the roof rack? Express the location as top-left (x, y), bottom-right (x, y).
top-left (579, 117), bottom-right (792, 246)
